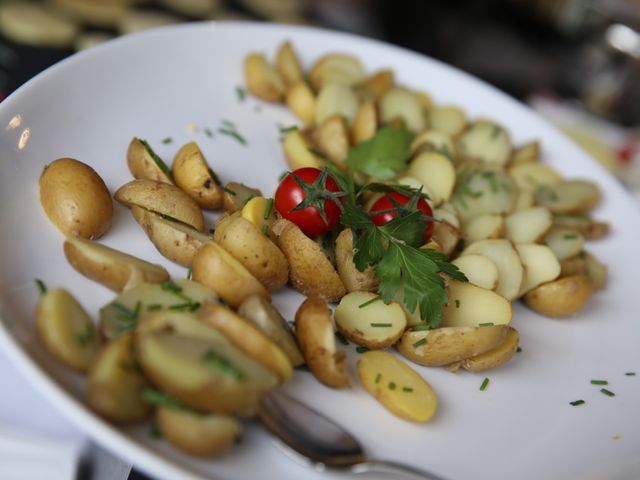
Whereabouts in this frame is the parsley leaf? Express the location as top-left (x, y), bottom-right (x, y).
top-left (345, 126), bottom-right (413, 180)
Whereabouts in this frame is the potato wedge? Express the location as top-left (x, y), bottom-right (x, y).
top-left (461, 326), bottom-right (519, 372)
top-left (442, 280), bottom-right (512, 327)
top-left (513, 189), bottom-right (535, 211)
top-left (462, 239), bottom-right (523, 300)
top-left (198, 302), bottom-right (293, 383)
top-left (457, 120), bottom-right (511, 166)
top-left (63, 235), bottom-right (169, 292)
top-left (282, 128), bottom-right (325, 170)
top-left (407, 151), bottom-right (455, 206)
top-left (286, 80), bottom-right (316, 125)
top-left (543, 228), bottom-right (585, 262)
top-left (172, 142), bottom-right (223, 210)
top-left (429, 105), bottom-right (466, 137)
top-left (275, 40), bottom-right (303, 85)
top-left (504, 206), bottom-right (553, 244)
top-left (358, 351), bottom-right (437, 422)
top-left (237, 295), bottom-right (304, 367)
top-left (39, 157), bottom-right (113, 239)
top-left (35, 287), bottom-right (100, 372)
top-left (379, 87), bottom-right (425, 133)
top-left (523, 275), bottom-right (593, 317)
top-left (315, 114), bottom-right (350, 166)
top-left (515, 244), bottom-right (561, 296)
top-left (410, 130), bottom-right (456, 160)
top-left (244, 52), bottom-right (285, 102)
top-left (351, 100), bottom-right (377, 144)
top-left (464, 214), bottom-right (505, 243)
top-left (272, 219), bottom-right (346, 302)
top-left (335, 292), bottom-right (406, 349)
top-left (192, 242), bottom-right (269, 308)
top-left (535, 180), bottom-right (601, 214)
top-left (126, 137), bottom-right (173, 183)
top-left (452, 166), bottom-right (516, 224)
top-left (156, 407), bottom-right (240, 457)
top-left (431, 220), bottom-right (461, 257)
top-left (553, 215), bottom-right (609, 240)
top-left (334, 228), bottom-right (379, 293)
top-left (114, 178), bottom-right (205, 231)
top-left (510, 140), bottom-right (540, 165)
top-left (86, 332), bottom-right (151, 423)
top-left (241, 196), bottom-right (277, 241)
top-left (397, 325), bottom-right (508, 366)
top-left (309, 53), bottom-right (365, 90)
top-left (315, 82), bottom-right (359, 126)
top-left (451, 254), bottom-right (499, 290)
top-left (295, 297), bottom-right (349, 388)
top-left (508, 162), bottom-right (562, 191)
top-left (361, 69), bottom-right (394, 100)
top-left (221, 182), bottom-right (262, 214)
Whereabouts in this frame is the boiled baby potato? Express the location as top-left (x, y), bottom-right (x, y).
top-left (379, 87), bottom-right (425, 133)
top-left (35, 287), bottom-right (100, 372)
top-left (315, 82), bottom-right (359, 126)
top-left (335, 228), bottom-right (379, 293)
top-left (64, 235), bottom-right (169, 292)
top-left (221, 181), bottom-right (262, 213)
top-left (241, 196), bottom-right (277, 241)
top-left (282, 128), bottom-right (325, 170)
top-left (136, 311), bottom-right (278, 416)
top-left (451, 254), bottom-right (499, 290)
top-left (286, 80), bottom-right (316, 125)
top-left (461, 326), bottom-right (519, 372)
top-left (99, 279), bottom-right (218, 340)
top-left (464, 214), bottom-right (505, 243)
top-left (407, 151), bottom-right (455, 206)
top-left (360, 69), bottom-right (394, 100)
top-left (442, 280), bottom-right (512, 328)
top-left (115, 178), bottom-right (205, 231)
top-left (351, 100), bottom-right (377, 145)
top-left (315, 114), bottom-right (350, 166)
top-left (198, 302), bottom-right (293, 383)
top-left (156, 407), bottom-right (240, 457)
top-left (508, 162), bottom-right (562, 191)
top-left (39, 157), bottom-right (113, 239)
top-left (457, 120), bottom-right (511, 166)
top-left (510, 140), bottom-right (540, 165)
top-left (192, 242), bottom-right (269, 308)
top-left (334, 292), bottom-right (406, 349)
top-left (431, 220), bottom-right (461, 257)
top-left (543, 228), bottom-right (585, 262)
top-left (131, 206), bottom-right (212, 267)
top-left (213, 215), bottom-right (288, 291)
top-left (272, 219), bottom-right (346, 302)
top-left (410, 130), bottom-right (456, 158)
top-left (535, 180), bottom-right (601, 214)
top-left (86, 332), bottom-right (151, 423)
top-left (504, 206), bottom-right (553, 244)
top-left (358, 351), bottom-right (437, 422)
top-left (452, 166), bottom-right (516, 224)
top-left (126, 137), bottom-right (173, 183)
top-left (553, 214), bottom-right (609, 240)
top-left (295, 297), bottom-right (349, 388)
top-left (523, 275), bottom-right (593, 318)
top-left (309, 53), bottom-right (365, 90)
top-left (433, 202), bottom-right (460, 229)
top-left (397, 325), bottom-right (508, 367)
top-left (513, 189), bottom-right (535, 211)
top-left (275, 40), bottom-right (303, 85)
top-left (462, 239), bottom-right (523, 300)
top-left (429, 105), bottom-right (466, 137)
top-left (560, 251), bottom-right (607, 291)
top-left (244, 52), bottom-right (285, 102)
top-left (172, 142), bottom-right (223, 210)
top-left (515, 244), bottom-right (561, 296)
top-left (237, 295), bottom-right (304, 367)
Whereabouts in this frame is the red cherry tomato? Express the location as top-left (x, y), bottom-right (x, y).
top-left (274, 167), bottom-right (342, 237)
top-left (369, 191), bottom-right (434, 243)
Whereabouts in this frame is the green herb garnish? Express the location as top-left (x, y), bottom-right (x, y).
top-left (388, 382), bottom-right (397, 390)
top-left (569, 400), bottom-right (585, 406)
top-left (204, 127), bottom-right (214, 138)
top-left (591, 380), bottom-right (608, 385)
top-left (207, 167), bottom-right (222, 186)
top-left (75, 324), bottom-right (94, 346)
top-left (516, 347), bottom-right (522, 353)
top-left (412, 338), bottom-right (427, 348)
top-left (625, 372), bottom-right (636, 376)
top-left (335, 331), bottom-right (349, 345)
top-left (370, 322), bottom-right (392, 328)
top-left (140, 139), bottom-right (172, 179)
top-left (161, 137), bottom-right (172, 144)
top-left (479, 322), bottom-right (495, 327)
top-left (236, 86), bottom-right (246, 102)
top-left (263, 198), bottom-right (274, 219)
top-left (202, 350), bottom-right (246, 380)
top-left (147, 304), bottom-right (163, 312)
top-left (110, 301), bottom-right (141, 334)
top-left (563, 233), bottom-right (578, 240)
top-left (148, 421), bottom-right (162, 439)
top-left (358, 296), bottom-right (381, 309)
top-left (402, 387), bottom-right (414, 393)
top-left (600, 388), bottom-right (615, 397)
top-left (356, 346), bottom-right (370, 354)
top-left (374, 373), bottom-right (382, 384)
top-left (308, 147), bottom-right (327, 159)
top-left (142, 388), bottom-right (184, 410)
top-left (413, 324), bottom-right (430, 331)
top-left (455, 299), bottom-right (461, 308)
top-left (35, 278), bottom-right (47, 295)
top-left (278, 125), bottom-right (297, 134)
top-left (345, 125), bottom-right (413, 180)
top-left (480, 377), bottom-right (490, 391)
top-left (186, 266), bottom-right (192, 280)
top-left (218, 127), bottom-right (247, 145)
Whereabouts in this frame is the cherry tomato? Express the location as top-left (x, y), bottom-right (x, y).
top-left (369, 191), bottom-right (434, 243)
top-left (275, 167), bottom-right (342, 237)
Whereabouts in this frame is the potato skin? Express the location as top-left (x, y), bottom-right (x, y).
top-left (172, 142), bottom-right (223, 210)
top-left (39, 158), bottom-right (112, 239)
top-left (126, 137), bottom-right (172, 183)
top-left (461, 327), bottom-right (519, 372)
top-left (523, 275), bottom-right (594, 318)
top-left (335, 229), bottom-right (378, 293)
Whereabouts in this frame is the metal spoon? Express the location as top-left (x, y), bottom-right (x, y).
top-left (259, 391), bottom-right (447, 480)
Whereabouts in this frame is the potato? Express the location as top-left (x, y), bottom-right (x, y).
top-left (315, 82), bottom-right (359, 126)
top-left (515, 244), bottom-right (561, 296)
top-left (99, 279), bottom-right (217, 340)
top-left (451, 254), bottom-right (499, 290)
top-left (114, 179), bottom-right (205, 232)
top-left (63, 235), bottom-right (169, 292)
top-left (397, 325), bottom-right (508, 367)
top-left (244, 52), bottom-right (285, 102)
top-left (504, 206), bottom-right (553, 244)
top-left (272, 219), bottom-right (346, 302)
top-left (543, 228), bottom-right (585, 262)
top-left (361, 69), bottom-right (394, 100)
top-left (407, 151), bottom-right (456, 206)
top-left (172, 142), bottom-right (223, 210)
top-left (213, 215), bottom-right (288, 291)
top-left (315, 114), bottom-right (350, 165)
top-left (379, 87), bottom-right (425, 133)
top-left (510, 140), bottom-right (540, 165)
top-left (462, 239), bottom-right (523, 300)
top-left (237, 295), bottom-right (304, 367)
top-left (553, 215), bottom-right (609, 240)
top-left (415, 90), bottom-right (434, 111)
top-left (508, 162), bottom-right (562, 191)
top-left (241, 196), bottom-right (277, 241)
top-left (442, 280), bottom-right (512, 327)
top-left (156, 407), bottom-right (240, 457)
top-left (457, 120), bottom-right (511, 166)
top-left (86, 332), bottom-right (151, 423)
top-left (535, 180), bottom-right (601, 214)
top-left (523, 275), bottom-right (594, 317)
top-left (461, 326), bottom-right (519, 372)
top-left (126, 137), bottom-right (172, 183)
top-left (429, 105), bottom-right (466, 137)
top-left (583, 251), bottom-right (607, 291)
top-left (286, 80), bottom-right (315, 125)
top-left (197, 302), bottom-right (293, 383)
top-left (358, 351), bottom-right (437, 422)
top-left (136, 311), bottom-right (278, 416)
top-left (452, 166), bottom-right (516, 224)
top-left (334, 228), bottom-right (379, 293)
top-left (430, 220), bottom-right (461, 257)
top-left (282, 128), bottom-right (325, 170)
top-left (464, 214), bottom-right (505, 243)
top-left (309, 53), bottom-right (365, 90)
top-left (351, 100), bottom-right (377, 145)
top-left (275, 40), bottom-right (303, 85)
top-left (221, 181), bottom-right (262, 214)
top-left (335, 292), bottom-right (406, 349)
top-left (192, 242), bottom-right (269, 308)
top-left (433, 202), bottom-right (460, 229)
top-left (294, 297), bottom-right (349, 388)
top-left (35, 287), bottom-right (100, 372)
top-left (410, 130), bottom-right (457, 163)
top-left (513, 189), bottom-right (535, 211)
top-left (39, 157), bottom-right (112, 239)
top-left (131, 206), bottom-right (212, 267)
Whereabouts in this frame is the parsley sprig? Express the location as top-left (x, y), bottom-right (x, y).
top-left (345, 125), bottom-right (413, 180)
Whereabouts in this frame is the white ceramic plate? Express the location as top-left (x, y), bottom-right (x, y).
top-left (1, 22), bottom-right (639, 480)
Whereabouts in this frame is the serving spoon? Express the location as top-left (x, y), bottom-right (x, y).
top-left (258, 391), bottom-right (447, 480)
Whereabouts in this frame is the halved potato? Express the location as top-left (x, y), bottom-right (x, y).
top-left (309, 53), bottom-right (365, 90)
top-left (172, 142), bottom-right (223, 210)
top-left (272, 219), bottom-right (346, 302)
top-left (315, 114), bottom-right (350, 165)
top-left (282, 128), bottom-right (325, 170)
top-left (275, 40), bottom-right (303, 85)
top-left (535, 180), bottom-right (601, 214)
top-left (63, 235), bottom-right (169, 292)
top-left (464, 214), bottom-right (505, 243)
top-left (221, 182), bottom-right (262, 214)
top-left (513, 189), bottom-right (535, 211)
top-left (86, 332), bottom-right (151, 423)
top-left (508, 162), bottom-right (562, 191)
top-left (583, 251), bottom-right (607, 291)
top-left (127, 137), bottom-right (173, 183)
top-left (397, 325), bottom-right (508, 366)
top-left (462, 239), bottom-right (523, 300)
top-left (407, 151), bottom-right (456, 206)
top-left (515, 244), bottom-right (561, 296)
top-left (244, 52), bottom-right (285, 102)
top-left (452, 166), bottom-right (516, 224)
top-left (191, 242), bottom-right (269, 308)
top-left (442, 280), bottom-right (512, 327)
top-left (553, 215), bottom-right (610, 240)
top-left (286, 80), bottom-right (315, 125)
top-left (361, 69), bottom-right (394, 100)
top-left (461, 326), bottom-right (519, 372)
top-left (410, 130), bottom-right (456, 160)
top-left (315, 82), bottom-right (359, 126)
top-left (334, 228), bottom-right (379, 293)
top-left (510, 140), bottom-right (540, 165)
top-left (114, 179), bottom-right (205, 231)
top-left (543, 228), bottom-right (585, 262)
top-left (379, 87), bottom-right (425, 133)
top-left (523, 275), bottom-right (594, 318)
top-left (430, 220), bottom-right (460, 257)
top-left (358, 351), bottom-right (437, 422)
top-left (295, 297), bottom-right (349, 388)
top-left (451, 254), bottom-right (499, 290)
top-left (36, 287), bottom-right (100, 372)
top-left (429, 105), bottom-right (466, 137)
top-left (351, 100), bottom-right (377, 145)
top-left (504, 206), bottom-right (553, 244)
top-left (433, 202), bottom-right (460, 229)
top-left (334, 292), bottom-right (406, 349)
top-left (457, 120), bottom-right (511, 166)
top-left (241, 196), bottom-right (277, 241)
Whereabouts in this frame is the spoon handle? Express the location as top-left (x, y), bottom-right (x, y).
top-left (351, 459), bottom-right (448, 480)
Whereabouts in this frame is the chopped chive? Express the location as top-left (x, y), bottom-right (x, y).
top-left (625, 372), bottom-right (636, 376)
top-left (295, 364), bottom-right (310, 372)
top-left (335, 331), bottom-right (349, 345)
top-left (161, 280), bottom-right (182, 294)
top-left (204, 127), bottom-right (214, 138)
top-left (412, 338), bottom-right (427, 348)
top-left (308, 147), bottom-right (326, 159)
top-left (600, 388), bottom-right (615, 397)
top-left (569, 400), bottom-right (585, 406)
top-left (140, 139), bottom-right (172, 179)
top-left (413, 324), bottom-right (430, 331)
top-left (516, 346), bottom-right (522, 353)
top-left (202, 350), bottom-right (246, 380)
top-left (262, 224), bottom-right (269, 236)
top-left (263, 198), bottom-right (274, 219)
top-left (479, 322), bottom-right (494, 327)
top-left (209, 228), bottom-right (215, 235)
top-left (147, 304), bottom-right (163, 312)
top-left (142, 388), bottom-right (184, 410)
top-left (220, 118), bottom-right (236, 128)
top-left (402, 387), bottom-right (413, 393)
top-left (590, 380), bottom-right (608, 385)
top-left (218, 128), bottom-right (247, 145)
top-left (159, 213), bottom-right (181, 223)
top-left (235, 86), bottom-right (246, 102)
top-left (374, 373), bottom-right (382, 384)
top-left (356, 346), bottom-right (369, 354)
top-left (563, 233), bottom-right (578, 240)
top-left (222, 186), bottom-right (236, 195)
top-left (243, 194), bottom-right (256, 206)
top-left (278, 125), bottom-right (297, 134)
top-left (207, 167), bottom-right (222, 186)
top-left (186, 266), bottom-right (192, 280)
top-left (34, 278), bottom-right (47, 295)
top-left (388, 382), bottom-right (396, 390)
top-left (148, 421), bottom-right (161, 439)
top-left (370, 322), bottom-right (392, 328)
top-left (455, 299), bottom-right (461, 308)
top-left (75, 325), bottom-right (93, 346)
top-left (480, 377), bottom-right (490, 391)
top-left (161, 137), bottom-right (172, 144)
top-left (358, 296), bottom-right (381, 309)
